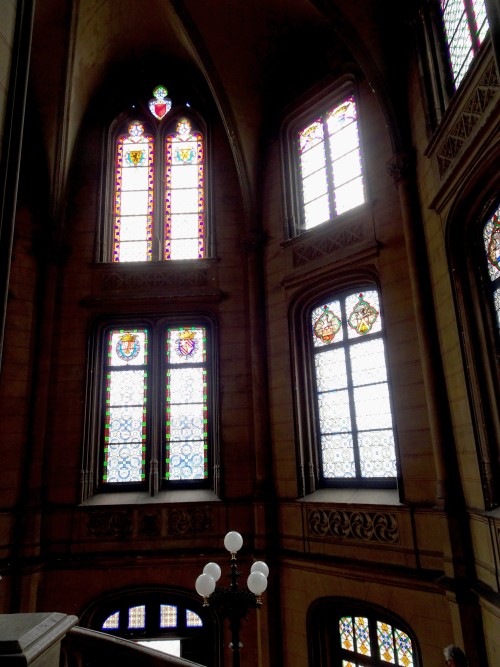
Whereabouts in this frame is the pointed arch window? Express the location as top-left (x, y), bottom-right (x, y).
top-left (439, 0), bottom-right (489, 89)
top-left (110, 101), bottom-right (206, 262)
top-left (309, 287), bottom-right (397, 487)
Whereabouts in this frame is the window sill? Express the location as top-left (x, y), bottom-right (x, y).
top-left (80, 489), bottom-right (220, 506)
top-left (299, 488), bottom-right (401, 506)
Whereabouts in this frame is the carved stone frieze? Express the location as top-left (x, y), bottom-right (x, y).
top-left (292, 222), bottom-right (365, 267)
top-left (101, 268), bottom-right (208, 291)
top-left (87, 510), bottom-right (133, 537)
top-left (436, 59), bottom-right (499, 177)
top-left (308, 507), bottom-right (400, 544)
top-left (167, 508), bottom-right (212, 535)
top-left (86, 506), bottom-right (213, 539)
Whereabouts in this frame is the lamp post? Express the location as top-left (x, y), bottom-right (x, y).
top-left (195, 531), bottom-right (269, 667)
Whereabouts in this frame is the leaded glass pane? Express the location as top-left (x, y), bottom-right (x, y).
top-left (394, 627), bottom-right (414, 667)
top-left (103, 329), bottom-right (147, 484)
top-left (315, 349), bottom-right (348, 391)
top-left (322, 433), bottom-right (355, 477)
top-left (167, 327), bottom-right (206, 365)
top-left (349, 339), bottom-right (388, 386)
top-left (358, 430), bottom-right (397, 477)
top-left (353, 384), bottom-right (393, 430)
top-left (329, 122), bottom-right (359, 161)
top-left (346, 291), bottom-right (381, 338)
top-left (334, 177), bottom-right (365, 216)
top-left (170, 238), bottom-right (202, 260)
top-left (327, 97), bottom-right (357, 135)
top-left (318, 389), bottom-right (352, 433)
top-left (354, 617), bottom-right (371, 656)
top-left (342, 662), bottom-right (357, 667)
top-left (165, 327), bottom-right (208, 481)
top-left (302, 169), bottom-right (329, 204)
top-left (304, 194), bottom-right (330, 229)
top-left (300, 141), bottom-right (327, 179)
top-left (102, 611), bottom-right (120, 629)
top-left (339, 616), bottom-right (355, 651)
top-left (331, 150), bottom-right (362, 189)
top-left (160, 604), bottom-right (178, 628)
top-left (473, 0), bottom-right (489, 43)
top-left (312, 301), bottom-right (344, 346)
top-left (298, 118), bottom-right (324, 153)
top-left (483, 209), bottom-right (500, 281)
top-left (441, 0), bottom-right (489, 87)
top-left (377, 621), bottom-right (395, 663)
top-left (165, 119), bottom-right (205, 260)
top-left (494, 287), bottom-right (500, 329)
top-left (311, 288), bottom-right (396, 482)
top-left (119, 216), bottom-right (149, 242)
top-left (128, 605), bottom-right (146, 629)
top-left (114, 123), bottom-right (154, 262)
top-left (186, 609), bottom-right (203, 627)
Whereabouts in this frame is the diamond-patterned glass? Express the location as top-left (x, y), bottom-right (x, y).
top-left (102, 611), bottom-right (120, 629)
top-left (128, 605), bottom-right (146, 629)
top-left (160, 604), bottom-right (178, 628)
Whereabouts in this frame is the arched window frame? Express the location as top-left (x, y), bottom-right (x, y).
top-left (308, 598), bottom-right (421, 667)
top-left (80, 588), bottom-right (219, 666)
top-left (290, 278), bottom-right (400, 496)
top-left (81, 313), bottom-right (219, 500)
top-left (448, 190), bottom-right (500, 510)
top-left (281, 76), bottom-right (368, 240)
top-left (101, 105), bottom-right (210, 263)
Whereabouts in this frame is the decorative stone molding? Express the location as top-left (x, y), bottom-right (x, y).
top-left (435, 59), bottom-right (499, 177)
top-left (387, 153), bottom-right (414, 187)
top-left (167, 507), bottom-right (212, 535)
top-left (85, 507), bottom-right (213, 538)
top-left (292, 222), bottom-right (366, 267)
top-left (87, 510), bottom-right (133, 537)
top-left (101, 268), bottom-right (208, 291)
top-left (307, 507), bottom-right (400, 544)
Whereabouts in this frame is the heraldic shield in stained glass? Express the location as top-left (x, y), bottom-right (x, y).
top-left (313, 305), bottom-right (342, 343)
top-left (347, 293), bottom-right (379, 335)
top-left (148, 85), bottom-right (172, 120)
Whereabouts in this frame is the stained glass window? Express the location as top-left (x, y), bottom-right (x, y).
top-left (103, 329), bottom-right (148, 484)
top-left (128, 605), bottom-right (146, 629)
top-left (338, 615), bottom-right (414, 666)
top-left (102, 611), bottom-right (120, 629)
top-left (111, 92), bottom-right (206, 263)
top-left (113, 122), bottom-right (154, 262)
top-left (186, 609), bottom-right (203, 627)
top-left (311, 288), bottom-right (397, 483)
top-left (100, 321), bottom-right (212, 491)
top-left (160, 604), bottom-right (178, 628)
top-left (440, 0), bottom-right (489, 89)
top-left (165, 119), bottom-right (205, 260)
top-left (165, 327), bottom-right (208, 480)
top-left (297, 96), bottom-right (364, 230)
top-left (483, 205), bottom-right (500, 331)
top-left (98, 597), bottom-right (209, 664)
